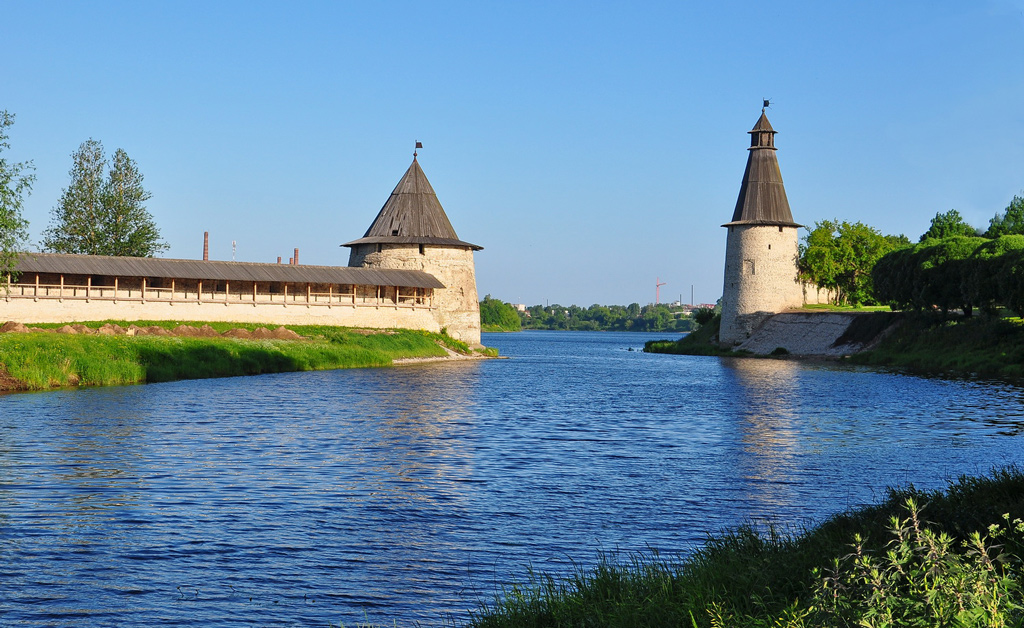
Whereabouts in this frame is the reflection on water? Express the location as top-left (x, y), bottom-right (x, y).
top-left (722, 358), bottom-right (802, 512)
top-left (2, 331), bottom-right (1024, 627)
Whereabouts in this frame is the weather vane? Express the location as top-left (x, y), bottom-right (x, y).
top-left (762, 99), bottom-right (771, 112)
top-left (414, 141), bottom-right (422, 158)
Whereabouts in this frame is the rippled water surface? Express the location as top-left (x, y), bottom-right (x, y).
top-left (3, 330), bottom-right (1024, 626)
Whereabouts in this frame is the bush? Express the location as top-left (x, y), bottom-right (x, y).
top-left (693, 307), bottom-right (717, 327)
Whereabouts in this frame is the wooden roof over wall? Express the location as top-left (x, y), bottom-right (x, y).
top-left (343, 158), bottom-right (482, 250)
top-left (12, 253), bottom-right (446, 289)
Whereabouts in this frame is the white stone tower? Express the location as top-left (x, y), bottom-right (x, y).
top-left (343, 154), bottom-right (483, 346)
top-left (719, 110), bottom-right (804, 346)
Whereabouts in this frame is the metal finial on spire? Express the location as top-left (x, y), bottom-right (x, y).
top-left (762, 99), bottom-right (771, 112)
top-left (414, 141), bottom-right (422, 158)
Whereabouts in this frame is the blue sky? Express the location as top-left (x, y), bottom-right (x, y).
top-left (3, 1), bottom-right (1023, 306)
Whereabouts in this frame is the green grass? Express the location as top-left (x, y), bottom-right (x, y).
top-left (467, 467), bottom-right (1024, 628)
top-left (0, 322), bottom-right (464, 390)
top-left (644, 315), bottom-right (750, 357)
top-left (850, 313), bottom-right (1024, 379)
top-left (801, 303), bottom-right (892, 312)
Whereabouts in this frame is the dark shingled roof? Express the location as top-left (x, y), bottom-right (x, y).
top-left (723, 112), bottom-right (802, 228)
top-left (12, 252), bottom-right (446, 289)
top-left (342, 158), bottom-right (482, 250)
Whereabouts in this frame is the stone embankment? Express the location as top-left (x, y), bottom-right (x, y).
top-left (735, 310), bottom-right (901, 357)
top-left (0, 321), bottom-right (305, 341)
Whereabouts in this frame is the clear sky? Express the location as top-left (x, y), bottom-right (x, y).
top-left (3, 1), bottom-right (1023, 307)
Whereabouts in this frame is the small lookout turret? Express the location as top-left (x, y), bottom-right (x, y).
top-left (343, 154), bottom-right (483, 346)
top-left (719, 109), bottom-right (804, 346)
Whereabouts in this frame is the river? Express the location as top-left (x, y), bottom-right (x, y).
top-left (2, 330), bottom-right (1023, 626)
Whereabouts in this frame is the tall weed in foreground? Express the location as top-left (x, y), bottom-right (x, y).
top-left (810, 499), bottom-right (1023, 628)
top-left (709, 499), bottom-right (1024, 628)
top-left (467, 469), bottom-right (1024, 628)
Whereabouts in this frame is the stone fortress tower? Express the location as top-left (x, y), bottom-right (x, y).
top-left (719, 108), bottom-right (804, 346)
top-left (343, 153), bottom-right (483, 346)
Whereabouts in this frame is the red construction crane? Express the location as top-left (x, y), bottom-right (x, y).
top-left (655, 277), bottom-right (667, 304)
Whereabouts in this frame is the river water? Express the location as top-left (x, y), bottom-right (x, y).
top-left (2, 330), bottom-right (1023, 626)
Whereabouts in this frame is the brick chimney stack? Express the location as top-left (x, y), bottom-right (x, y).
top-left (203, 232), bottom-right (209, 261)
top-left (293, 248), bottom-right (299, 265)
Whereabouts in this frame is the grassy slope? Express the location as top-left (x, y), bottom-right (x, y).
top-left (468, 468), bottom-right (1024, 628)
top-left (850, 314), bottom-right (1024, 379)
top-left (644, 315), bottom-right (742, 356)
top-left (0, 322), bottom-right (462, 390)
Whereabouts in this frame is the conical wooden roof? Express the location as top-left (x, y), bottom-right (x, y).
top-left (723, 112), bottom-right (802, 228)
top-left (343, 158), bottom-right (482, 250)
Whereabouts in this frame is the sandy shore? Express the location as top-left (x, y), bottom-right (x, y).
top-left (392, 345), bottom-right (502, 365)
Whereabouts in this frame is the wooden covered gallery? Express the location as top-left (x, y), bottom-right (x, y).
top-left (2, 252), bottom-right (446, 328)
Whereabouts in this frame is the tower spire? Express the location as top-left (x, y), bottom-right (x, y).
top-left (723, 107), bottom-right (800, 227)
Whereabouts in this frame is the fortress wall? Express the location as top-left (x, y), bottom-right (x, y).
top-left (349, 244), bottom-right (481, 345)
top-left (0, 297), bottom-right (441, 330)
top-left (735, 311), bottom-right (899, 357)
top-left (802, 282), bottom-right (837, 306)
top-left (720, 225), bottom-right (803, 345)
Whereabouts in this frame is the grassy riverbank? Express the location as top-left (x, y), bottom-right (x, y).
top-left (646, 310), bottom-right (1024, 380)
top-left (469, 468), bottom-right (1024, 628)
top-left (0, 321), bottom-right (474, 391)
top-left (850, 313), bottom-right (1024, 379)
top-left (643, 315), bottom-right (741, 356)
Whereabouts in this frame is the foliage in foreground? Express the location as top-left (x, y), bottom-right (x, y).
top-left (468, 468), bottom-right (1024, 628)
top-left (0, 323), bottom-right (456, 390)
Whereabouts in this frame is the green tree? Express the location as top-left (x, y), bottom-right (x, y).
top-left (479, 295), bottom-right (522, 331)
top-left (101, 148), bottom-right (165, 256)
top-left (43, 139), bottom-right (105, 254)
top-left (984, 195), bottom-right (1024, 238)
top-left (799, 220), bottom-right (910, 305)
top-left (874, 236), bottom-right (987, 315)
top-left (914, 236), bottom-right (986, 316)
top-left (0, 111), bottom-right (33, 291)
top-left (919, 209), bottom-right (977, 242)
top-left (964, 235), bottom-right (1024, 315)
top-left (43, 140), bottom-right (166, 257)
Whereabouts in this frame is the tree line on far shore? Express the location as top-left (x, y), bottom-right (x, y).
top-left (799, 197), bottom-right (1024, 312)
top-left (0, 109), bottom-right (166, 289)
top-left (480, 295), bottom-right (710, 333)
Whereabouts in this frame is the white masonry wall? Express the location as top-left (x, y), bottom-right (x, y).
top-left (0, 295), bottom-right (441, 330)
top-left (719, 224), bottom-right (804, 345)
top-left (348, 244), bottom-right (482, 345)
